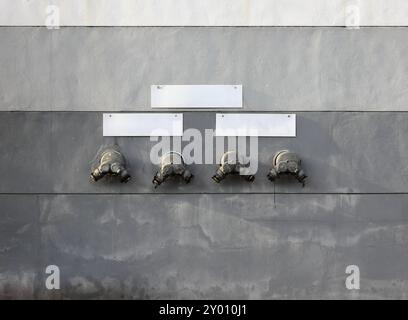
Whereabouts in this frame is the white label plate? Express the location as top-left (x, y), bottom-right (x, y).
top-left (151, 85), bottom-right (242, 108)
top-left (103, 113), bottom-right (183, 136)
top-left (216, 114), bottom-right (296, 137)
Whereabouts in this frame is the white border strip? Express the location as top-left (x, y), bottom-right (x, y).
top-left (1, 0), bottom-right (408, 26)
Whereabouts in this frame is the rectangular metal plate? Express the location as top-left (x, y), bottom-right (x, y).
top-left (103, 113), bottom-right (183, 136)
top-left (215, 114), bottom-right (296, 137)
top-left (151, 85), bottom-right (242, 108)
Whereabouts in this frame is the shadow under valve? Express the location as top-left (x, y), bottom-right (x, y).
top-left (152, 151), bottom-right (193, 188)
top-left (90, 147), bottom-right (131, 183)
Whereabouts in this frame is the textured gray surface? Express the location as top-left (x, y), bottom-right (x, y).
top-left (1, 194), bottom-right (408, 299)
top-left (1, 27), bottom-right (408, 111)
top-left (1, 111), bottom-right (408, 299)
top-left (1, 26), bottom-right (408, 300)
top-left (1, 112), bottom-right (408, 194)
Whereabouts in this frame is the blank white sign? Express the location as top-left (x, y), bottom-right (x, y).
top-left (151, 85), bottom-right (242, 108)
top-left (216, 114), bottom-right (296, 137)
top-left (103, 113), bottom-right (183, 136)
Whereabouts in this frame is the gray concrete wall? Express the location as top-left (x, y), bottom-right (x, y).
top-left (2, 27), bottom-right (408, 111)
top-left (1, 111), bottom-right (408, 194)
top-left (1, 27), bottom-right (408, 300)
top-left (3, 194), bottom-right (408, 299)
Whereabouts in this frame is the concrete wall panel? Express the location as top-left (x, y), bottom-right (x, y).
top-left (0, 196), bottom-right (40, 299)
top-left (2, 194), bottom-right (408, 299)
top-left (1, 111), bottom-right (408, 194)
top-left (1, 28), bottom-right (408, 111)
top-left (0, 28), bottom-right (50, 110)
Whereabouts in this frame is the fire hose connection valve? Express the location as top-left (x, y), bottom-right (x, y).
top-left (212, 151), bottom-right (255, 183)
top-left (267, 150), bottom-right (307, 186)
top-left (90, 146), bottom-right (131, 183)
top-left (152, 151), bottom-right (193, 188)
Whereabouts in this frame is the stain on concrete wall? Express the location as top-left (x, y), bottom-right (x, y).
top-left (2, 194), bottom-right (408, 299)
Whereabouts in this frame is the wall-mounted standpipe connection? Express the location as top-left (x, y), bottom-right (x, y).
top-left (212, 151), bottom-right (255, 183)
top-left (267, 150), bottom-right (307, 186)
top-left (90, 147), bottom-right (131, 183)
top-left (152, 151), bottom-right (193, 188)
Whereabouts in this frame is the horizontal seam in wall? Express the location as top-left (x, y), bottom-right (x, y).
top-left (1, 25), bottom-right (408, 28)
top-left (3, 110), bottom-right (408, 113)
top-left (1, 192), bottom-right (408, 195)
